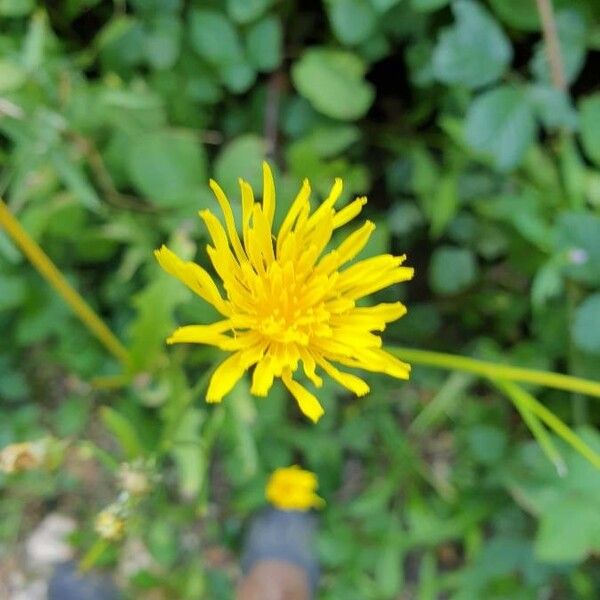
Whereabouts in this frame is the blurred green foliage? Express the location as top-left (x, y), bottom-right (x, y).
top-left (1, 0), bottom-right (600, 598)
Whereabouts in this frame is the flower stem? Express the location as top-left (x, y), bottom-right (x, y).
top-left (0, 198), bottom-right (129, 367)
top-left (390, 346), bottom-right (600, 399)
top-left (79, 539), bottom-right (110, 572)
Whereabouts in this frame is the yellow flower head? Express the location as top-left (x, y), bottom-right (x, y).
top-left (266, 465), bottom-right (324, 511)
top-left (95, 505), bottom-right (125, 541)
top-left (155, 163), bottom-right (413, 422)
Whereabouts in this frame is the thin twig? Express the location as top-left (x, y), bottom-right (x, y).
top-left (535, 0), bottom-right (566, 90)
top-left (264, 71), bottom-right (285, 160)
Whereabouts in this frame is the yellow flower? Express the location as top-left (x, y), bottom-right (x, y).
top-left (155, 163), bottom-right (413, 422)
top-left (266, 465), bottom-right (324, 511)
top-left (95, 505), bottom-right (125, 541)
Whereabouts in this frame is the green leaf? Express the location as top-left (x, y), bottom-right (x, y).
top-left (530, 10), bottom-right (587, 86)
top-left (429, 246), bottom-right (478, 295)
top-left (572, 294), bottom-right (600, 355)
top-left (429, 172), bottom-right (458, 238)
top-left (144, 15), bottom-right (182, 70)
top-left (245, 15), bottom-right (282, 72)
top-left (50, 149), bottom-right (104, 213)
top-left (410, 0), bottom-right (448, 12)
top-left (579, 93), bottom-right (600, 166)
top-left (465, 85), bottom-right (537, 171)
top-left (488, 0), bottom-right (540, 31)
top-left (100, 406), bottom-right (145, 459)
top-left (554, 212), bottom-right (600, 285)
top-left (287, 124), bottom-right (360, 160)
top-left (219, 60), bottom-right (257, 94)
top-left (214, 134), bottom-right (267, 199)
top-left (432, 0), bottom-right (512, 89)
top-left (226, 0), bottom-right (271, 24)
top-left (188, 9), bottom-right (242, 66)
top-left (527, 85), bottom-right (578, 131)
top-left (0, 274), bottom-right (26, 311)
top-left (0, 0), bottom-right (34, 16)
top-left (466, 424), bottom-right (507, 465)
top-left (328, 0), bottom-right (378, 46)
top-left (127, 129), bottom-right (207, 206)
top-left (370, 0), bottom-right (402, 11)
top-left (506, 429), bottom-right (600, 563)
top-left (147, 520), bottom-right (179, 567)
top-left (171, 408), bottom-right (206, 498)
top-left (292, 48), bottom-right (375, 121)
top-left (0, 61), bottom-right (27, 92)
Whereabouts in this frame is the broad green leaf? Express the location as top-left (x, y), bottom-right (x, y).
top-left (50, 149), bottom-right (104, 212)
top-left (171, 408), bottom-right (206, 498)
top-left (465, 85), bottom-right (536, 171)
top-left (411, 0), bottom-right (448, 12)
top-left (127, 129), bottom-right (207, 206)
top-left (0, 0), bottom-right (34, 16)
top-left (0, 61), bottom-right (26, 92)
top-left (505, 429), bottom-right (600, 563)
top-left (226, 0), bottom-right (271, 24)
top-left (214, 134), bottom-right (267, 199)
top-left (488, 0), bottom-right (539, 31)
top-left (219, 60), bottom-right (257, 94)
top-left (429, 246), bottom-right (478, 295)
top-left (466, 425), bottom-right (507, 465)
top-left (579, 93), bottom-right (600, 166)
top-left (245, 15), bottom-right (282, 72)
top-left (0, 274), bottom-right (26, 311)
top-left (370, 0), bottom-right (402, 12)
top-left (128, 261), bottom-right (189, 372)
top-left (328, 0), bottom-right (378, 46)
top-left (100, 406), bottom-right (145, 459)
top-left (429, 172), bottom-right (458, 238)
top-left (147, 520), bottom-right (179, 567)
top-left (287, 124), bottom-right (360, 161)
top-left (554, 212), bottom-right (600, 285)
top-left (527, 85), bottom-right (578, 131)
top-left (188, 9), bottom-right (242, 66)
top-left (432, 0), bottom-right (512, 89)
top-left (291, 48), bottom-right (375, 121)
top-left (572, 294), bottom-right (600, 355)
top-left (530, 10), bottom-right (587, 86)
top-left (144, 15), bottom-right (182, 70)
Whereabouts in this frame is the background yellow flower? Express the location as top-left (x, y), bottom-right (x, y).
top-left (265, 465), bottom-right (324, 511)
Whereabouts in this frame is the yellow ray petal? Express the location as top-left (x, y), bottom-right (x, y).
top-left (307, 177), bottom-right (343, 227)
top-left (277, 179), bottom-right (311, 257)
top-left (332, 220), bottom-right (376, 267)
top-left (209, 179), bottom-right (247, 264)
top-left (239, 178), bottom-right (255, 253)
top-left (206, 342), bottom-right (267, 403)
top-left (299, 347), bottom-right (323, 388)
top-left (154, 245), bottom-right (229, 315)
top-left (282, 371), bottom-right (324, 423)
top-left (206, 353), bottom-right (247, 403)
top-left (251, 355), bottom-right (276, 396)
top-left (166, 322), bottom-right (247, 351)
top-left (262, 161), bottom-right (276, 229)
top-left (332, 196), bottom-right (367, 229)
top-left (315, 355), bottom-right (370, 396)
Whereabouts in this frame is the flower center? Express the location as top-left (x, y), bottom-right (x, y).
top-left (240, 258), bottom-right (334, 346)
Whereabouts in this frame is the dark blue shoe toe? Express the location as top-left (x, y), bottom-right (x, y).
top-left (48, 562), bottom-right (120, 600)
